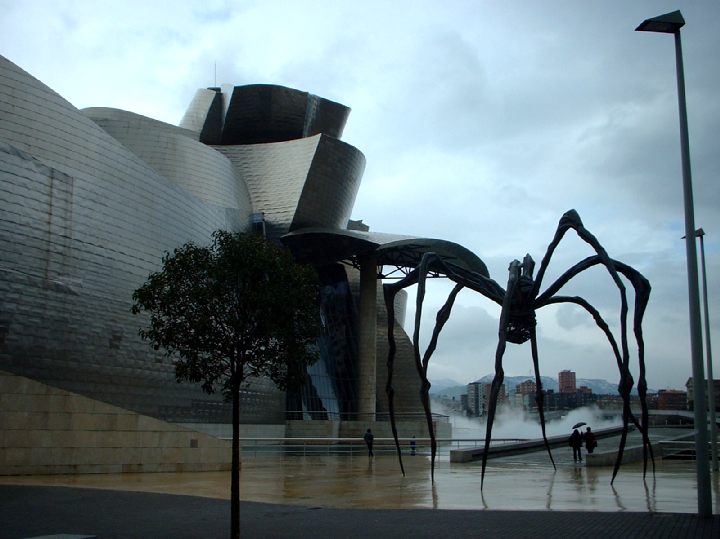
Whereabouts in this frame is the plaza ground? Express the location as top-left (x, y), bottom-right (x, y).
top-left (1, 428), bottom-right (718, 537)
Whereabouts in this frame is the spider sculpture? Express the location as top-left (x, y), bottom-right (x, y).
top-left (383, 210), bottom-right (654, 487)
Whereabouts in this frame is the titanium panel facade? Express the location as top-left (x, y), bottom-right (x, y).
top-left (0, 55), bottom-right (423, 426)
top-left (0, 57), bottom-right (277, 423)
top-left (216, 135), bottom-right (364, 239)
top-left (84, 107), bottom-right (253, 214)
top-left (219, 85), bottom-right (350, 144)
top-left (179, 88), bottom-right (224, 144)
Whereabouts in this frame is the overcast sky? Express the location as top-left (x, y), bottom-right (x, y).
top-left (1, 1), bottom-right (718, 391)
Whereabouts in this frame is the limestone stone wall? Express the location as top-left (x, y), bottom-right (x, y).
top-left (0, 370), bottom-right (231, 475)
top-left (339, 420), bottom-right (451, 439)
top-left (285, 420), bottom-right (340, 439)
top-left (178, 423), bottom-right (286, 439)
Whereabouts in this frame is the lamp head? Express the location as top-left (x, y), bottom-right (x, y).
top-left (636, 10), bottom-right (685, 34)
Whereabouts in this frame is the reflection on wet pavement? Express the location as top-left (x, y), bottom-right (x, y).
top-left (1, 452), bottom-right (717, 513)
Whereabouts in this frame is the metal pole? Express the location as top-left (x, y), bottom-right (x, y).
top-left (674, 30), bottom-right (712, 517)
top-left (697, 230), bottom-right (719, 471)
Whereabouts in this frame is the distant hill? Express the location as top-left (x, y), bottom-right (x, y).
top-left (429, 375), bottom-right (652, 397)
top-left (429, 378), bottom-right (464, 392)
top-left (577, 378), bottom-right (620, 395)
top-left (428, 378), bottom-right (467, 398)
top-left (429, 383), bottom-right (466, 398)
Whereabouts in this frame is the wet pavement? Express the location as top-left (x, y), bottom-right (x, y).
top-left (1, 428), bottom-right (718, 537)
top-left (1, 451), bottom-right (716, 514)
top-left (1, 484), bottom-right (717, 539)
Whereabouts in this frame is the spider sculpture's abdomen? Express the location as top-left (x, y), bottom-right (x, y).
top-left (505, 311), bottom-right (536, 344)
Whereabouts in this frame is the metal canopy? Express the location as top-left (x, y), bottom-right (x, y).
top-left (282, 227), bottom-right (489, 279)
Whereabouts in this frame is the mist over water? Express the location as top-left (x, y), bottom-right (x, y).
top-left (441, 404), bottom-right (622, 440)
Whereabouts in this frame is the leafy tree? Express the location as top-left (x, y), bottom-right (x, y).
top-left (132, 230), bottom-right (320, 539)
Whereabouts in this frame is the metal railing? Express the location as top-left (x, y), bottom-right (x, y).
top-left (658, 439), bottom-right (717, 460)
top-left (283, 411), bottom-right (450, 423)
top-left (227, 437), bottom-right (527, 457)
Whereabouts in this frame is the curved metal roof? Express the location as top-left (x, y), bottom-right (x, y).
top-left (282, 227), bottom-right (489, 278)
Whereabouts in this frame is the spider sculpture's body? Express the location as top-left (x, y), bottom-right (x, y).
top-left (383, 210), bottom-right (653, 487)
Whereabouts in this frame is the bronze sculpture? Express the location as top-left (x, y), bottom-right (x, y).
top-left (383, 210), bottom-right (654, 487)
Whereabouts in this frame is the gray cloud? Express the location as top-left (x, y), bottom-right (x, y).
top-left (1, 0), bottom-right (717, 391)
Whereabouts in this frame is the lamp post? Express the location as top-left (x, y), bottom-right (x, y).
top-left (636, 10), bottom-right (711, 517)
top-left (696, 228), bottom-right (719, 472)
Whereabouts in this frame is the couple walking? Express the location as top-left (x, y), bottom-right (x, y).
top-left (569, 426), bottom-right (597, 462)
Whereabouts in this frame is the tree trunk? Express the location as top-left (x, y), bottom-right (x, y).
top-left (231, 378), bottom-right (240, 539)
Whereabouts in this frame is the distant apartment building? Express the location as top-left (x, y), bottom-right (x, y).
top-left (514, 379), bottom-right (536, 411)
top-left (541, 387), bottom-right (596, 411)
top-left (657, 389), bottom-right (688, 411)
top-left (460, 393), bottom-right (469, 413)
top-left (493, 383), bottom-right (508, 409)
top-left (466, 382), bottom-right (481, 416)
top-left (516, 379), bottom-right (537, 395)
top-left (685, 378), bottom-right (720, 411)
top-left (594, 393), bottom-right (642, 411)
top-left (559, 370), bottom-right (577, 393)
top-left (466, 381), bottom-right (506, 416)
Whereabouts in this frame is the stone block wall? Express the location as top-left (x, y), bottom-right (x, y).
top-left (285, 420), bottom-right (340, 439)
top-left (339, 420), bottom-right (451, 439)
top-left (0, 370), bottom-right (231, 475)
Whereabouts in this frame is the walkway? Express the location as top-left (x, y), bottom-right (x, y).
top-left (1, 430), bottom-right (718, 538)
top-left (1, 484), bottom-right (717, 539)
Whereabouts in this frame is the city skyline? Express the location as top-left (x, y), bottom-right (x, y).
top-left (440, 367), bottom-right (693, 395)
top-left (1, 1), bottom-right (717, 390)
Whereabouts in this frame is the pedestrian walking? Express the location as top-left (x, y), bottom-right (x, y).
top-left (585, 427), bottom-right (597, 454)
top-left (363, 428), bottom-right (374, 457)
top-left (569, 428), bottom-right (583, 462)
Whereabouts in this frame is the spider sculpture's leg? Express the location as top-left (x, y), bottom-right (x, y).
top-left (481, 261), bottom-right (520, 489)
top-left (615, 373), bottom-right (635, 481)
top-left (412, 254), bottom-right (465, 481)
top-left (544, 296), bottom-right (655, 483)
top-left (533, 211), bottom-right (636, 483)
top-left (538, 254), bottom-right (654, 479)
top-left (422, 283), bottom-right (463, 482)
top-left (635, 321), bottom-right (653, 478)
top-left (608, 261), bottom-right (654, 480)
top-left (383, 278), bottom-right (411, 477)
top-left (383, 254), bottom-right (464, 481)
top-left (619, 261), bottom-right (654, 477)
top-left (530, 329), bottom-right (556, 470)
top-left (543, 293), bottom-right (643, 447)
top-left (412, 256), bottom-right (434, 478)
top-left (383, 264), bottom-right (429, 477)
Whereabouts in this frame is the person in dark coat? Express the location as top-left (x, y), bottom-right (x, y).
top-left (585, 427), bottom-right (597, 454)
top-left (569, 429), bottom-right (583, 462)
top-left (363, 428), bottom-right (374, 457)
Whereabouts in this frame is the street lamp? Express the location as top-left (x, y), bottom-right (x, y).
top-left (696, 228), bottom-right (718, 472)
top-left (636, 10), bottom-right (712, 517)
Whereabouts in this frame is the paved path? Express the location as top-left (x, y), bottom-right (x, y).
top-left (1, 484), bottom-right (718, 539)
top-left (2, 428), bottom-right (718, 538)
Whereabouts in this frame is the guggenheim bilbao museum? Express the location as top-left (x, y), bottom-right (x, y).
top-left (0, 55), bottom-right (487, 441)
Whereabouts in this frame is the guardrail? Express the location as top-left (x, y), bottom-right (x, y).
top-left (283, 412), bottom-right (451, 423)
top-left (657, 436), bottom-right (713, 460)
top-left (450, 425), bottom-right (630, 463)
top-left (227, 437), bottom-right (527, 457)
